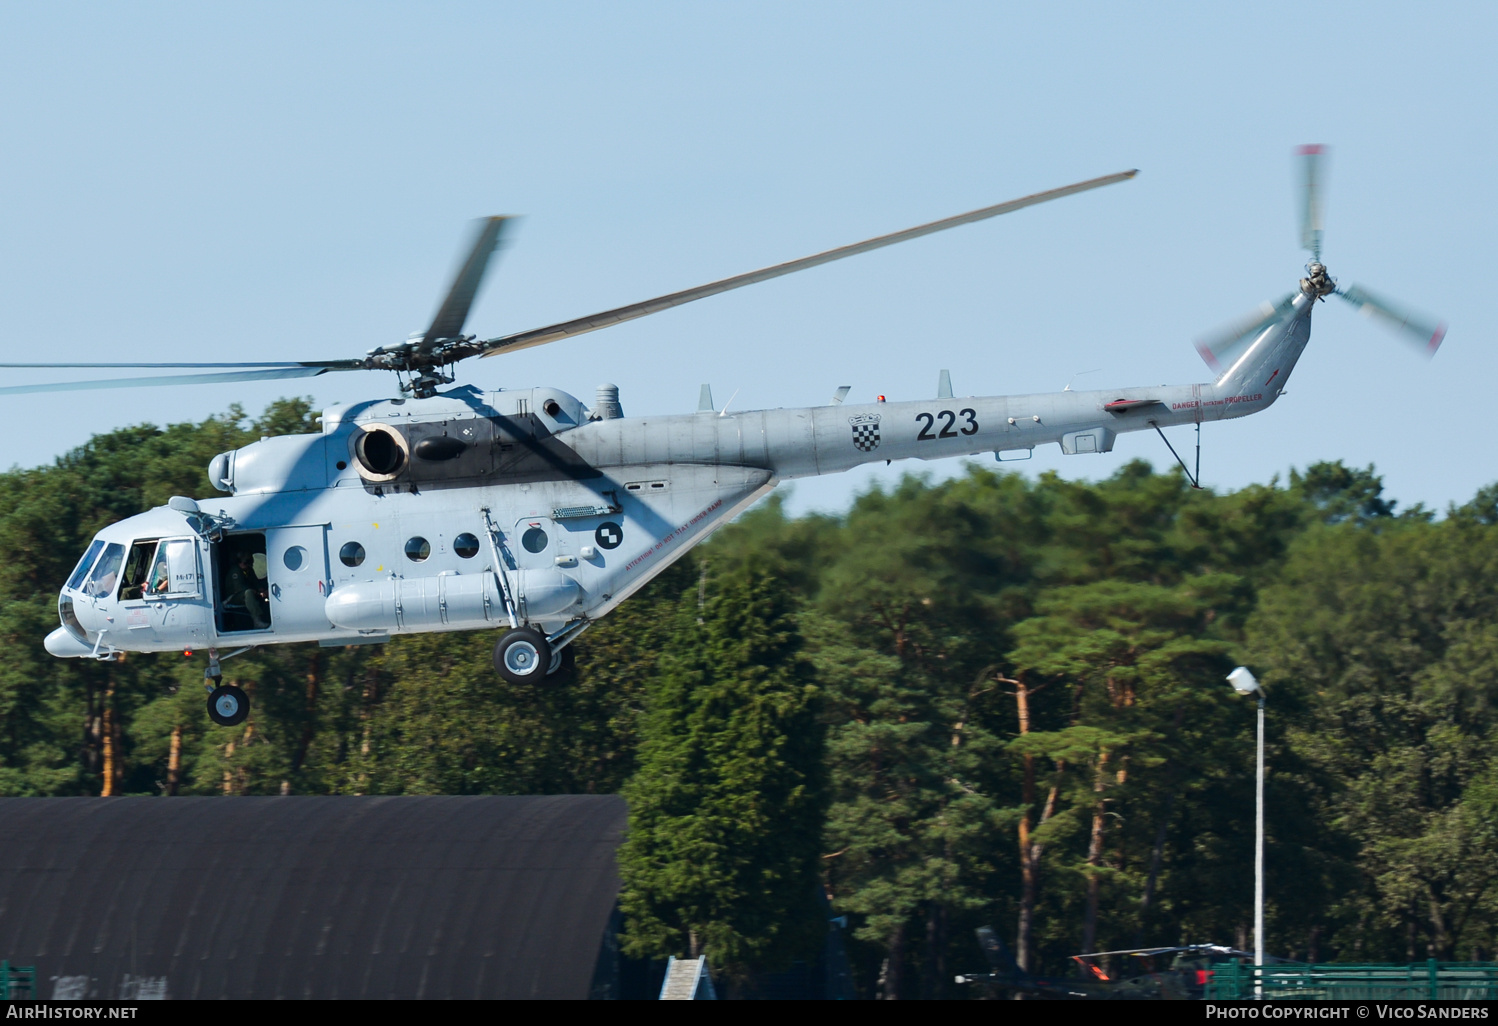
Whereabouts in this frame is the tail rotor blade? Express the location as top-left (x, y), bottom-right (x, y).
top-left (1338, 285), bottom-right (1447, 357)
top-left (1194, 294), bottom-right (1297, 374)
top-left (1297, 145), bottom-right (1326, 262)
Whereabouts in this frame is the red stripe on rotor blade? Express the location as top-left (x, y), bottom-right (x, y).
top-left (1195, 342), bottom-right (1221, 373)
top-left (1429, 325), bottom-right (1447, 356)
top-left (1296, 144), bottom-right (1325, 155)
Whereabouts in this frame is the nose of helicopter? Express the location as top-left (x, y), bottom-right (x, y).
top-left (45, 625), bottom-right (93, 658)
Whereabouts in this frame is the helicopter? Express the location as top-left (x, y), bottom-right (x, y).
top-left (34, 147), bottom-right (1444, 727)
top-left (954, 925), bottom-right (1291, 1000)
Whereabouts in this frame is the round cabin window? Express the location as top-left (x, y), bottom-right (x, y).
top-left (521, 527), bottom-right (549, 553)
top-left (453, 533), bottom-right (480, 559)
top-left (405, 537), bottom-right (431, 562)
top-left (339, 542), bottom-right (366, 568)
top-left (283, 545), bottom-right (306, 571)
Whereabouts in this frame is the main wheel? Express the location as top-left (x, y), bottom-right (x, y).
top-left (207, 684), bottom-right (250, 727)
top-left (493, 627), bottom-right (552, 685)
top-left (546, 644), bottom-right (576, 678)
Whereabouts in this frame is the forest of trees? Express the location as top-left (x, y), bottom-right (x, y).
top-left (3, 399), bottom-right (1498, 998)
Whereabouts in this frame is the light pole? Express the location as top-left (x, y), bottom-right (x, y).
top-left (1227, 666), bottom-right (1265, 996)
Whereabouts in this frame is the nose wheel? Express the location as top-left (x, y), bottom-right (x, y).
top-left (493, 627), bottom-right (552, 685)
top-left (206, 683), bottom-right (250, 727)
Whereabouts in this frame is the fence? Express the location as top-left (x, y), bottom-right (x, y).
top-left (1206, 959), bottom-right (1498, 1001)
top-left (0, 961), bottom-right (35, 1000)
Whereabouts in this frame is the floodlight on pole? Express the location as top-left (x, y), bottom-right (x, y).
top-left (1227, 665), bottom-right (1261, 696)
top-left (1226, 665), bottom-right (1265, 997)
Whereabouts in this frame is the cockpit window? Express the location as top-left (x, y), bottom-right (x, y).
top-left (118, 538), bottom-right (200, 600)
top-left (152, 539), bottom-right (199, 596)
top-left (66, 539), bottom-right (106, 592)
top-left (82, 543), bottom-right (125, 599)
top-left (119, 540), bottom-right (158, 601)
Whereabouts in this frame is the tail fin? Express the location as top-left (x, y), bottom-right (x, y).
top-left (976, 926), bottom-right (1026, 977)
top-left (1208, 293), bottom-right (1315, 409)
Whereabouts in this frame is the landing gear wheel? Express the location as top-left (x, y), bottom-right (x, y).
top-left (546, 644), bottom-right (576, 678)
top-left (493, 628), bottom-right (552, 685)
top-left (207, 684), bottom-right (250, 727)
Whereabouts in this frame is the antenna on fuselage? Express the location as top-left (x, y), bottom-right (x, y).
top-left (1063, 368), bottom-right (1102, 392)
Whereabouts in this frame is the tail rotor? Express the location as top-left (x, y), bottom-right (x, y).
top-left (1195, 145), bottom-right (1447, 372)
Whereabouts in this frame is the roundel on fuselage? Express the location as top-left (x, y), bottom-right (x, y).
top-left (595, 522), bottom-right (623, 550)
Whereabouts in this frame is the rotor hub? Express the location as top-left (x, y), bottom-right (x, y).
top-left (1300, 262), bottom-right (1336, 298)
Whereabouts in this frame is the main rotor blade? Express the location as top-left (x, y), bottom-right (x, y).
top-left (1194, 294), bottom-right (1298, 374)
top-left (0, 361), bottom-right (358, 369)
top-left (478, 170), bottom-right (1138, 358)
top-left (1338, 284), bottom-right (1447, 356)
top-left (1297, 144), bottom-right (1326, 262)
top-left (0, 365), bottom-right (363, 396)
top-left (423, 216), bottom-right (511, 347)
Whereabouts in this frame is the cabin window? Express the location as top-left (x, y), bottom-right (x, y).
top-left (521, 526), bottom-right (549, 554)
top-left (283, 546), bottom-right (308, 572)
top-left (405, 537), bottom-right (431, 562)
top-left (339, 542), bottom-right (366, 568)
top-left (453, 533), bottom-right (480, 559)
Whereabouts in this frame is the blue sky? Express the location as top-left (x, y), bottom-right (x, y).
top-left (1, 2), bottom-right (1492, 515)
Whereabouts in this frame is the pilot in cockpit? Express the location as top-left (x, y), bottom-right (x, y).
top-left (147, 557), bottom-right (171, 596)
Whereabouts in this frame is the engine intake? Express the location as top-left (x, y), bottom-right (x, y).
top-left (352, 424), bottom-right (409, 480)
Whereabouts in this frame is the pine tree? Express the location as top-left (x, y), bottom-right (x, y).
top-left (618, 559), bottom-right (827, 975)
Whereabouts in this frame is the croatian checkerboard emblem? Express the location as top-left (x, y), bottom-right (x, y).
top-left (595, 521), bottom-right (624, 549)
top-left (849, 414), bottom-right (881, 453)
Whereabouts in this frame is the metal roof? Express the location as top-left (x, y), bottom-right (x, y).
top-left (0, 795), bottom-right (626, 999)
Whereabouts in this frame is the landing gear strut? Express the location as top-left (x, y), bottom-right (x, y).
top-left (203, 646), bottom-right (251, 726)
top-left (493, 627), bottom-right (552, 685)
top-left (546, 644), bottom-right (576, 678)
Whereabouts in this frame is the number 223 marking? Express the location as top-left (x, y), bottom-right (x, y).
top-left (916, 409), bottom-right (979, 440)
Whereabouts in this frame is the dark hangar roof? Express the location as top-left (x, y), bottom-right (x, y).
top-left (0, 795), bottom-right (627, 1000)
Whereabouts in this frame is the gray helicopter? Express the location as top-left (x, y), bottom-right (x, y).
top-left (33, 148), bottom-right (1443, 726)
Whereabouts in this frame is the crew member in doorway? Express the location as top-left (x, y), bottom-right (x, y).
top-left (225, 549), bottom-right (270, 629)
